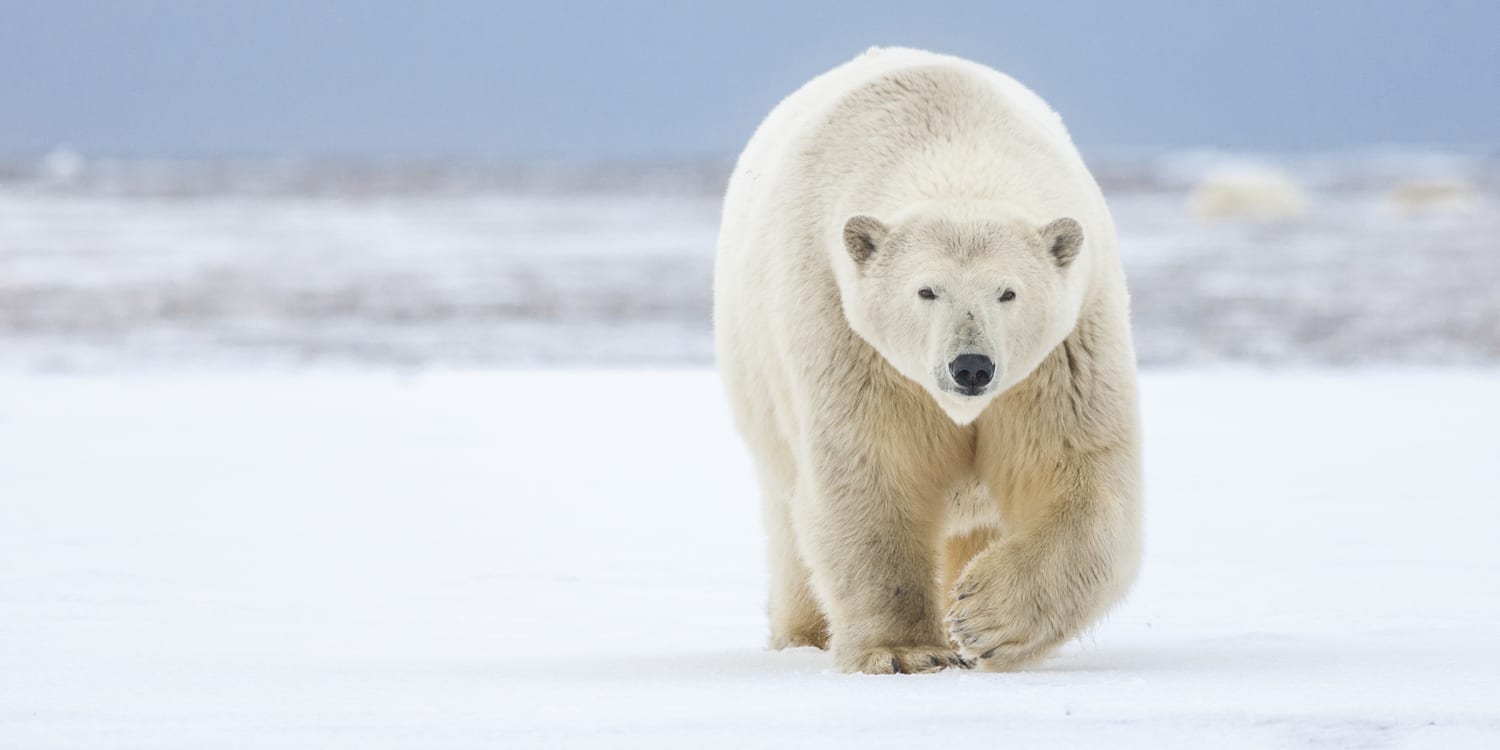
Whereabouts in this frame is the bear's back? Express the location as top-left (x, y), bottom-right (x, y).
top-left (736, 48), bottom-right (1073, 192)
top-left (719, 47), bottom-right (1100, 277)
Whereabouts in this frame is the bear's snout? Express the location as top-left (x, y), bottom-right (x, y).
top-left (948, 354), bottom-right (994, 395)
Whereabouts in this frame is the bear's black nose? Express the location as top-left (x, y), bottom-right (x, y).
top-left (948, 354), bottom-right (994, 394)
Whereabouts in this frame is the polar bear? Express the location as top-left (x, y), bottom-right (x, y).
top-left (713, 48), bottom-right (1142, 673)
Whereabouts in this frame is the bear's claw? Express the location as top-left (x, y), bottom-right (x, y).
top-left (836, 645), bottom-right (972, 674)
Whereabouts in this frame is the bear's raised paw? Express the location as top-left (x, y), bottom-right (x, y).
top-left (946, 561), bottom-right (1070, 671)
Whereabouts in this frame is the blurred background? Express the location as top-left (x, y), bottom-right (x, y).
top-left (1, 0), bottom-right (1497, 370)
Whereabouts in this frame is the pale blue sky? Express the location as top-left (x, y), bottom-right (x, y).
top-left (3, 0), bottom-right (1497, 161)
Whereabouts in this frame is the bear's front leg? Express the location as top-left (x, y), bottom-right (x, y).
top-left (946, 446), bottom-right (1141, 670)
top-left (796, 425), bottom-right (968, 674)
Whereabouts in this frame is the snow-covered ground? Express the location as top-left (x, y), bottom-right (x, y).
top-left (3, 369), bottom-right (1498, 748)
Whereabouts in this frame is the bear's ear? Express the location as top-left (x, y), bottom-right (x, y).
top-left (1042, 217), bottom-right (1084, 267)
top-left (843, 215), bottom-right (888, 263)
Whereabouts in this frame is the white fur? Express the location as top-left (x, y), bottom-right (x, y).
top-left (714, 47), bottom-right (1142, 673)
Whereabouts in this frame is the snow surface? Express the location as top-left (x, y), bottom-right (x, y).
top-left (3, 368), bottom-right (1498, 748)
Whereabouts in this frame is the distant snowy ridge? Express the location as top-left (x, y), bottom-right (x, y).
top-left (0, 151), bottom-right (1496, 370)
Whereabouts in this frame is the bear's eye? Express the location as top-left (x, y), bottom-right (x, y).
top-left (918, 287), bottom-right (938, 300)
top-left (999, 289), bottom-right (1017, 303)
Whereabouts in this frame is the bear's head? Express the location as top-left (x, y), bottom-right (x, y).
top-left (838, 201), bottom-right (1089, 425)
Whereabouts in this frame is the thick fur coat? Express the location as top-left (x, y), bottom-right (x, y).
top-left (714, 47), bottom-right (1142, 673)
